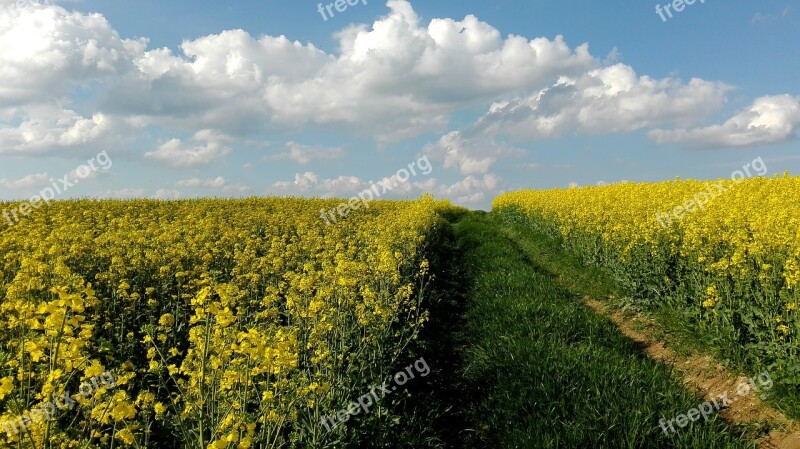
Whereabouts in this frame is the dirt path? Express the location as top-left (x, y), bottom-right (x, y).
top-left (499, 215), bottom-right (800, 449)
top-left (582, 298), bottom-right (800, 449)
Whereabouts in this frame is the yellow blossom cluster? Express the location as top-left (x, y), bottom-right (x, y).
top-left (0, 195), bottom-right (445, 448)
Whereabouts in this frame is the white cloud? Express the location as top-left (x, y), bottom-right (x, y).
top-left (320, 176), bottom-right (365, 195)
top-left (176, 176), bottom-right (227, 188)
top-left (100, 188), bottom-right (146, 198)
top-left (463, 64), bottom-right (731, 142)
top-left (433, 173), bottom-right (502, 205)
top-left (268, 142), bottom-right (345, 165)
top-left (2, 0), bottom-right (796, 201)
top-left (649, 95), bottom-right (800, 148)
top-left (0, 172), bottom-right (49, 189)
top-left (272, 172), bottom-right (365, 197)
top-left (0, 1), bottom-right (146, 107)
top-left (409, 62), bottom-right (744, 196)
top-left (152, 188), bottom-right (181, 199)
top-left (424, 131), bottom-right (522, 175)
top-left (752, 7), bottom-right (791, 25)
top-left (272, 170), bottom-right (435, 198)
top-left (65, 163), bottom-right (104, 182)
top-left (272, 172), bottom-right (319, 193)
top-left (6, 0), bottom-right (594, 144)
top-left (425, 131), bottom-right (496, 175)
top-left (420, 64), bottom-right (733, 180)
top-left (268, 167), bottom-right (501, 206)
top-left (0, 104), bottom-right (121, 155)
top-left (176, 176), bottom-right (249, 192)
top-left (144, 132), bottom-right (231, 168)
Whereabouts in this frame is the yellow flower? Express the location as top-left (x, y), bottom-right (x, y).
top-left (209, 440), bottom-right (228, 449)
top-left (115, 428), bottom-right (135, 445)
top-left (0, 376), bottom-right (14, 400)
top-left (111, 400), bottom-right (137, 421)
top-left (238, 436), bottom-right (253, 449)
top-left (137, 391), bottom-right (155, 407)
top-left (0, 196), bottom-right (445, 448)
top-left (24, 341), bottom-right (45, 362)
top-left (85, 360), bottom-right (106, 379)
top-left (158, 313), bottom-right (175, 327)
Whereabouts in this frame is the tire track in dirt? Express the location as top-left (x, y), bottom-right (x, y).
top-left (582, 297), bottom-right (800, 449)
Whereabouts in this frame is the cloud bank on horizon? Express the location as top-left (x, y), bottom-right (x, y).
top-left (0, 0), bottom-right (798, 207)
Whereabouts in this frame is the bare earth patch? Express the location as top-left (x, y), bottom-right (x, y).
top-left (583, 297), bottom-right (800, 449)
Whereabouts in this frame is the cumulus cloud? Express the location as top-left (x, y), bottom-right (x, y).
top-left (433, 173), bottom-right (502, 204)
top-left (144, 131), bottom-right (232, 168)
top-left (272, 172), bottom-right (365, 197)
top-left (649, 95), bottom-right (800, 148)
top-left (176, 176), bottom-right (249, 192)
top-left (152, 188), bottom-right (181, 199)
top-left (421, 64), bottom-right (733, 177)
top-left (176, 176), bottom-right (227, 188)
top-left (3, 0), bottom-right (595, 146)
top-left (427, 130), bottom-right (527, 175)
top-left (0, 104), bottom-right (121, 155)
top-left (464, 64), bottom-right (731, 141)
top-left (424, 131), bottom-right (507, 175)
top-left (272, 172), bottom-right (320, 193)
top-left (0, 1), bottom-right (146, 107)
top-left (0, 172), bottom-right (49, 189)
top-left (2, 0), bottom-right (796, 204)
top-left (99, 188), bottom-right (147, 199)
top-left (271, 170), bottom-right (434, 198)
top-left (268, 142), bottom-right (345, 165)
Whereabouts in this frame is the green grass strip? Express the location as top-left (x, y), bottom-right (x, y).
top-left (452, 211), bottom-right (752, 448)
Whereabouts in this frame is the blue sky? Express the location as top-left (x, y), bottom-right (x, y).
top-left (0, 0), bottom-right (798, 208)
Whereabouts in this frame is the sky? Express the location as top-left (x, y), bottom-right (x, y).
top-left (0, 0), bottom-right (798, 209)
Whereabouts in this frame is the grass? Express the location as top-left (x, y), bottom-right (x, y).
top-left (444, 211), bottom-right (752, 448)
top-left (497, 211), bottom-right (800, 422)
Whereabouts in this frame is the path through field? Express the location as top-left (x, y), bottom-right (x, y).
top-left (423, 211), bottom-right (800, 449)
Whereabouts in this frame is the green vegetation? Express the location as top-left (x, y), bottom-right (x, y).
top-left (428, 211), bottom-right (753, 448)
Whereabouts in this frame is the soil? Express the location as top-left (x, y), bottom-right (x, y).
top-left (582, 297), bottom-right (800, 449)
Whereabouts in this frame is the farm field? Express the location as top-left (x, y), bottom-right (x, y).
top-left (0, 189), bottom-right (798, 448)
top-left (0, 197), bottom-right (447, 448)
top-left (4, 0), bottom-right (800, 448)
top-left (494, 175), bottom-right (800, 409)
